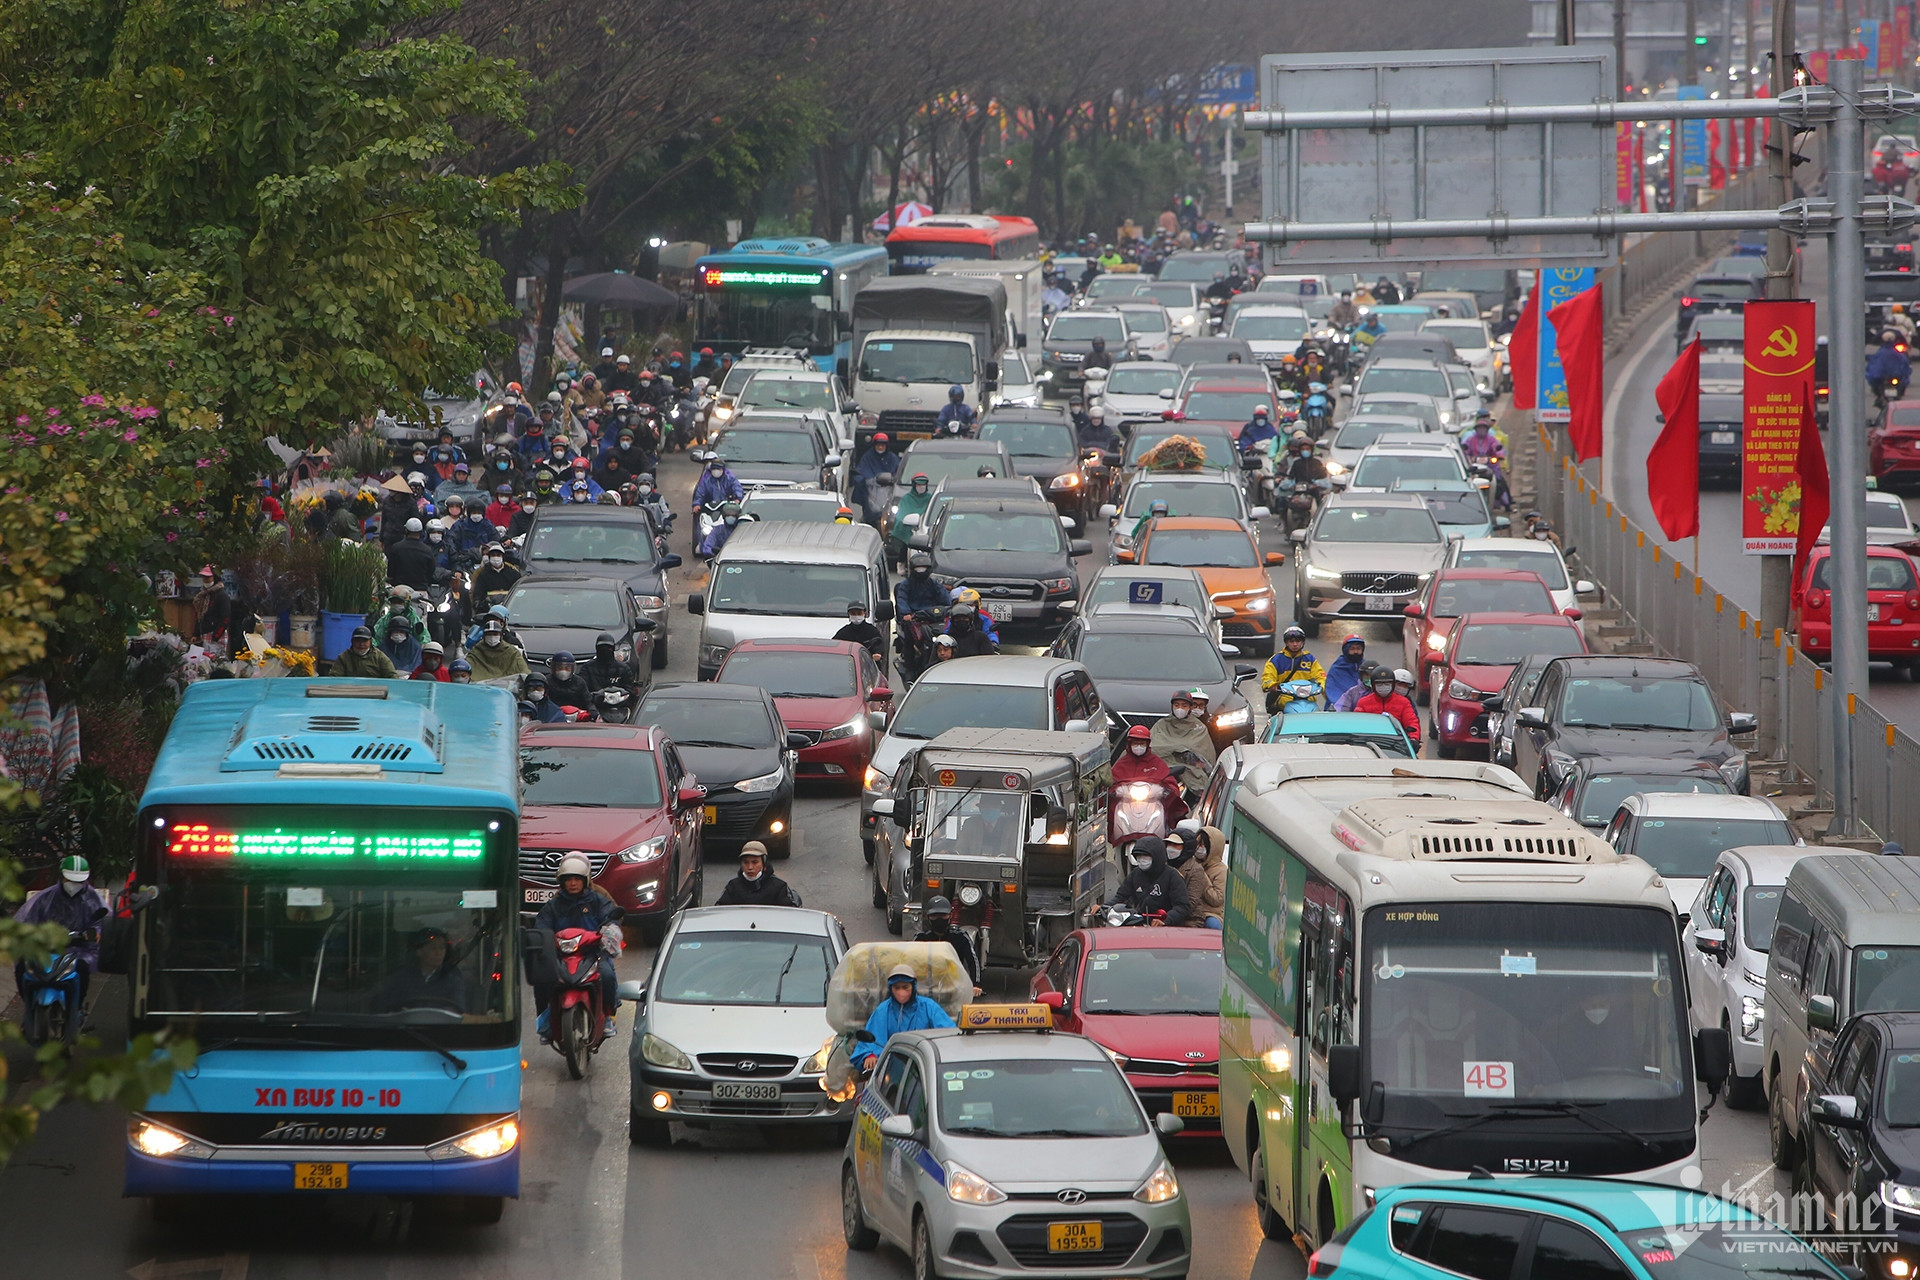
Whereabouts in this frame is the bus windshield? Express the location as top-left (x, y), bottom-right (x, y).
top-left (700, 290), bottom-right (831, 352)
top-left (1364, 903), bottom-right (1691, 1160)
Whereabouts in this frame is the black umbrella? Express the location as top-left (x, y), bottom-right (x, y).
top-left (562, 272), bottom-right (678, 309)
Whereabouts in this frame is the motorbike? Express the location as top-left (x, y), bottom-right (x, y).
top-left (20, 906), bottom-right (107, 1048)
top-left (544, 914), bottom-right (623, 1080)
top-left (427, 574), bottom-right (467, 650)
top-left (1206, 295), bottom-right (1229, 333)
top-left (1875, 375), bottom-right (1910, 425)
top-left (894, 607), bottom-right (947, 687)
top-left (1274, 477), bottom-right (1325, 539)
top-left (1277, 678), bottom-right (1324, 715)
top-left (592, 686), bottom-right (634, 724)
top-left (695, 502), bottom-right (736, 559)
top-left (860, 470), bottom-right (896, 528)
top-left (1097, 904), bottom-right (1168, 928)
top-left (1301, 382), bottom-right (1334, 438)
top-left (666, 396), bottom-right (701, 452)
top-left (1110, 778), bottom-right (1185, 848)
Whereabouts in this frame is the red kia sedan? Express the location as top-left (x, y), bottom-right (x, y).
top-left (714, 637), bottom-right (891, 790)
top-left (1402, 567), bottom-right (1577, 699)
top-left (517, 722), bottom-right (705, 942)
top-left (1430, 611), bottom-right (1589, 758)
top-left (1030, 927), bottom-right (1223, 1137)
top-left (1793, 544), bottom-right (1920, 673)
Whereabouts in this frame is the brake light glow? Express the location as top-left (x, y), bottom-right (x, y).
top-left (1681, 296), bottom-right (1698, 307)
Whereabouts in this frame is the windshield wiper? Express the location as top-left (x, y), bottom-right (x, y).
top-left (1391, 1100), bottom-right (1654, 1152)
top-left (771, 944), bottom-right (800, 1004)
top-left (942, 1124), bottom-right (1010, 1136)
top-left (770, 691), bottom-right (833, 699)
top-left (674, 739), bottom-right (754, 749)
top-left (1584, 722), bottom-right (1686, 732)
top-left (1513, 1100), bottom-right (1657, 1153)
top-left (199, 1032), bottom-right (366, 1054)
top-left (399, 1024), bottom-right (467, 1072)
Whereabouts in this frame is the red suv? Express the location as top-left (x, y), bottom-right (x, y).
top-left (1870, 401), bottom-right (1920, 487)
top-left (1793, 544), bottom-right (1920, 674)
top-left (1401, 568), bottom-right (1576, 700)
top-left (715, 638), bottom-right (892, 790)
top-left (517, 722), bottom-right (705, 942)
top-left (1430, 611), bottom-right (1589, 757)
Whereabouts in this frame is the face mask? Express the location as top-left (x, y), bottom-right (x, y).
top-left (742, 869), bottom-right (762, 883)
top-left (927, 916), bottom-right (950, 933)
top-left (412, 454), bottom-right (426, 465)
top-left (529, 690), bottom-right (546, 702)
top-left (1130, 744), bottom-right (1147, 757)
top-left (485, 633), bottom-right (503, 647)
top-left (428, 533), bottom-right (443, 544)
top-left (495, 459), bottom-right (510, 470)
top-left (452, 674), bottom-right (470, 683)
top-left (1374, 685), bottom-right (1393, 698)
top-left (1131, 855), bottom-right (1152, 870)
top-left (709, 468), bottom-right (724, 478)
top-left (555, 666), bottom-right (572, 679)
top-left (1172, 706), bottom-right (1190, 720)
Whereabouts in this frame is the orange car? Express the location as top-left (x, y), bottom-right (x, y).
top-left (1118, 515), bottom-right (1283, 655)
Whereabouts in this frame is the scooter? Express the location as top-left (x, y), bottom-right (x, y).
top-left (1301, 382), bottom-right (1334, 438)
top-left (545, 915), bottom-right (622, 1080)
top-left (20, 907), bottom-right (106, 1048)
top-left (666, 396), bottom-right (701, 452)
top-left (1097, 904), bottom-right (1168, 928)
top-left (860, 471), bottom-right (896, 528)
top-left (1277, 678), bottom-right (1324, 715)
top-left (427, 574), bottom-right (467, 650)
top-left (695, 501), bottom-right (737, 560)
top-left (1274, 478), bottom-right (1320, 539)
top-left (893, 607), bottom-right (946, 687)
top-left (1110, 779), bottom-right (1184, 848)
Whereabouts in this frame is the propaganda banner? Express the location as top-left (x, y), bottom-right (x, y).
top-left (1880, 20), bottom-right (1897, 77)
top-left (1617, 124), bottom-right (1633, 208)
top-left (1741, 300), bottom-right (1817, 555)
top-left (1534, 266), bottom-right (1594, 424)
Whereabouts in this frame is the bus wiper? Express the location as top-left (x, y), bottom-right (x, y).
top-left (1509, 1100), bottom-right (1657, 1153)
top-left (200, 1032), bottom-right (365, 1054)
top-left (400, 1024), bottom-right (467, 1072)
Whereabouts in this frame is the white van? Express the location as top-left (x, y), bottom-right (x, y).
top-left (686, 521), bottom-right (891, 680)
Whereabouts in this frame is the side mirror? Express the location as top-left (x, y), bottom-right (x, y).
top-left (902, 513), bottom-right (921, 528)
top-left (1154, 1112), bottom-right (1186, 1136)
top-left (1494, 516), bottom-right (1511, 530)
top-left (787, 731), bottom-right (811, 750)
top-left (1483, 694), bottom-right (1506, 712)
top-left (1219, 644), bottom-right (1242, 657)
top-left (1562, 606), bottom-right (1583, 621)
top-left (1328, 1043), bottom-right (1363, 1108)
top-left (1070, 539), bottom-right (1093, 557)
top-left (1063, 718), bottom-right (1092, 734)
top-left (1212, 604), bottom-right (1234, 620)
top-left (879, 1114), bottom-right (918, 1140)
top-left (853, 1028), bottom-right (876, 1044)
top-left (1157, 387), bottom-right (1175, 400)
top-left (1234, 663), bottom-right (1259, 681)
top-left (908, 533), bottom-right (930, 550)
top-left (1515, 707), bottom-right (1548, 729)
top-left (1264, 551), bottom-right (1284, 566)
top-left (1250, 505), bottom-right (1271, 520)
top-left (617, 980), bottom-right (648, 1004)
top-left (872, 798), bottom-right (895, 818)
top-left (867, 711), bottom-right (889, 732)
top-left (825, 452), bottom-right (843, 467)
top-left (677, 784), bottom-right (708, 807)
top-left (1729, 712), bottom-right (1759, 735)
top-left (1575, 579), bottom-right (1596, 596)
top-left (1115, 549), bottom-right (1137, 564)
top-left (1098, 503), bottom-right (1119, 520)
top-left (1102, 451), bottom-right (1121, 466)
top-left (1808, 994), bottom-right (1840, 1032)
top-left (1813, 1093), bottom-right (1869, 1130)
top-left (836, 357), bottom-right (851, 383)
top-left (521, 928), bottom-right (558, 987)
top-left (1403, 602), bottom-right (1425, 618)
top-left (1694, 1026), bottom-right (1733, 1086)
top-left (1693, 927), bottom-right (1728, 962)
top-left (687, 593), bottom-right (706, 616)
top-left (1036, 990), bottom-right (1068, 1013)
top-left (632, 617), bottom-right (658, 632)
top-left (869, 685), bottom-right (894, 704)
top-left (1288, 528), bottom-right (1308, 544)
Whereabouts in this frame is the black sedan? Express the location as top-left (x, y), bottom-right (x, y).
top-left (977, 409), bottom-right (1105, 524)
top-left (1049, 610), bottom-right (1259, 750)
top-left (633, 682), bottom-right (806, 859)
top-left (521, 505), bottom-right (680, 668)
top-left (1674, 273), bottom-right (1759, 349)
top-left (1798, 1010), bottom-right (1920, 1270)
top-left (504, 575), bottom-right (658, 692)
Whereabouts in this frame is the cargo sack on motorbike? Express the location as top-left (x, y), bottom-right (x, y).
top-left (1136, 434), bottom-right (1208, 471)
top-left (825, 941), bottom-right (973, 1034)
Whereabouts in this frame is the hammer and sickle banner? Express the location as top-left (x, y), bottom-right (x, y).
top-left (1741, 300), bottom-right (1817, 555)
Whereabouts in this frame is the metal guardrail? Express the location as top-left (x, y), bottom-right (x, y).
top-left (1542, 429), bottom-right (1920, 847)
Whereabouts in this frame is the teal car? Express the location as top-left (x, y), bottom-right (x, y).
top-left (1260, 710), bottom-right (1415, 757)
top-left (1390, 477), bottom-right (1510, 541)
top-left (1312, 1179), bottom-right (1851, 1280)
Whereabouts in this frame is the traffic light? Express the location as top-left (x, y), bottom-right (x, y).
top-left (1694, 35), bottom-right (1709, 45)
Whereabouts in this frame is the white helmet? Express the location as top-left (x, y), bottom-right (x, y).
top-left (555, 853), bottom-right (591, 880)
top-left (1393, 667), bottom-right (1414, 687)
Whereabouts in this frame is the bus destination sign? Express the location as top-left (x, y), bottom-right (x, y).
top-left (166, 821), bottom-right (485, 864)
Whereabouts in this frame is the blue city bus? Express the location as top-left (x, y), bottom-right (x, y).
top-left (123, 678), bottom-right (523, 1221)
top-left (693, 237), bottom-right (889, 370)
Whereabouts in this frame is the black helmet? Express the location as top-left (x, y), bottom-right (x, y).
top-left (909, 552), bottom-right (933, 575)
top-left (351, 625), bottom-right (373, 642)
top-left (595, 632), bottom-right (616, 656)
top-left (525, 671), bottom-right (549, 689)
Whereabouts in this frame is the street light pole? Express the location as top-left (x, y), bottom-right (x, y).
top-left (1759, 0), bottom-right (1799, 761)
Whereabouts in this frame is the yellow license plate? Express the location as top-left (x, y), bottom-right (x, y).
top-left (293, 1162), bottom-right (347, 1191)
top-left (1173, 1090), bottom-right (1219, 1118)
top-left (703, 804), bottom-right (717, 826)
top-left (1048, 1221), bottom-right (1103, 1253)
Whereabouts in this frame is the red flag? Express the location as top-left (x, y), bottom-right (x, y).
top-left (1548, 283), bottom-right (1606, 461)
top-left (1794, 415), bottom-right (1830, 569)
top-left (1509, 283), bottom-right (1542, 411)
top-left (1648, 340), bottom-right (1702, 539)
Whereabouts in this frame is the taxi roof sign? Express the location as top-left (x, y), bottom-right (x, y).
top-left (957, 1003), bottom-right (1052, 1032)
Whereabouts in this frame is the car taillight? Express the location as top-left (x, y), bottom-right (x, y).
top-left (1902, 244), bottom-right (1913, 252)
top-left (1308, 1241), bottom-right (1345, 1278)
top-left (1907, 591), bottom-right (1919, 611)
top-left (1808, 589), bottom-right (1829, 609)
top-left (1681, 296), bottom-right (1697, 307)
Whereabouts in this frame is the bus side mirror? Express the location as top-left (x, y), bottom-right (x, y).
top-left (874, 599), bottom-right (895, 622)
top-left (1694, 1026), bottom-right (1733, 1086)
top-left (1328, 1043), bottom-right (1363, 1109)
top-left (521, 929), bottom-right (558, 987)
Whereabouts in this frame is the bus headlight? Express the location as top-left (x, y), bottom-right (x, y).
top-left (429, 1117), bottom-right (520, 1160)
top-left (130, 1118), bottom-right (212, 1159)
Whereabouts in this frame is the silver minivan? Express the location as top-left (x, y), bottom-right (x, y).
top-left (1762, 852), bottom-right (1908, 1173)
top-left (687, 521), bottom-right (891, 680)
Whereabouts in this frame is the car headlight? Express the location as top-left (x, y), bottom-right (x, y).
top-left (1447, 680), bottom-right (1489, 702)
top-left (1214, 706), bottom-right (1251, 730)
top-left (1134, 1159), bottom-right (1181, 1204)
top-left (613, 642), bottom-right (633, 664)
top-left (1049, 473), bottom-right (1082, 490)
top-left (641, 1033), bottom-right (693, 1070)
top-left (1885, 1181), bottom-right (1920, 1218)
top-left (801, 1037), bottom-right (833, 1075)
top-left (1305, 563), bottom-right (1341, 582)
top-left (947, 1161), bottom-right (1008, 1205)
top-left (616, 836), bottom-right (667, 864)
top-left (1718, 755), bottom-right (1749, 790)
top-left (819, 715), bottom-right (866, 743)
top-left (733, 769), bottom-right (784, 794)
top-left (1243, 594), bottom-right (1272, 612)
top-left (634, 594), bottom-right (666, 612)
top-left (931, 572), bottom-right (961, 587)
top-left (1114, 532), bottom-right (1136, 550)
top-left (712, 404), bottom-right (733, 420)
top-left (1740, 994), bottom-right (1765, 1039)
top-left (1324, 460), bottom-right (1348, 476)
top-left (1100, 1043), bottom-right (1130, 1071)
top-left (1036, 369), bottom-right (1055, 382)
top-left (1425, 632), bottom-right (1447, 651)
top-left (428, 1117), bottom-right (520, 1160)
top-left (1041, 577), bottom-right (1073, 594)
top-left (864, 765), bottom-right (885, 792)
top-left (129, 1118), bottom-right (212, 1159)
top-left (700, 644), bottom-right (729, 667)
